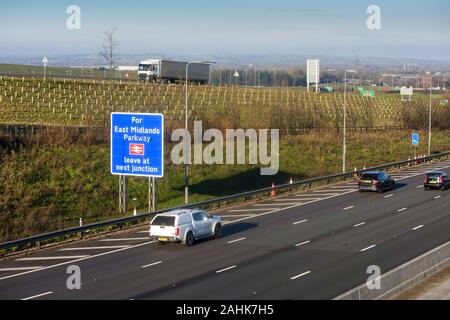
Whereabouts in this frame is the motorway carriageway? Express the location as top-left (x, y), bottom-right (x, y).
top-left (0, 159), bottom-right (449, 300)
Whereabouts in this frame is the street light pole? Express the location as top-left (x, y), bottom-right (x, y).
top-left (185, 62), bottom-right (192, 204)
top-left (343, 70), bottom-right (347, 174)
top-left (343, 69), bottom-right (356, 173)
top-left (428, 73), bottom-right (432, 155)
top-left (185, 61), bottom-right (215, 204)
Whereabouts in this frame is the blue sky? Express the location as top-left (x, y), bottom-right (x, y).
top-left (1, 0), bottom-right (449, 60)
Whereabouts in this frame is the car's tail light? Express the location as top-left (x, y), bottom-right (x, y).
top-left (372, 180), bottom-right (378, 185)
top-left (174, 227), bottom-right (180, 237)
top-left (440, 176), bottom-right (443, 184)
top-left (424, 175), bottom-right (428, 183)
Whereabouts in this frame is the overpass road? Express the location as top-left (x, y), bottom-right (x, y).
top-left (0, 159), bottom-right (449, 300)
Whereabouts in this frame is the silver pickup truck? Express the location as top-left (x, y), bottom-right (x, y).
top-left (149, 209), bottom-right (222, 246)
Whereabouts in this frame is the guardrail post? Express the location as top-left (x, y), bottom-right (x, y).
top-left (37, 241), bottom-right (40, 250)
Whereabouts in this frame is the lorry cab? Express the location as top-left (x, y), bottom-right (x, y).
top-left (138, 59), bottom-right (160, 82)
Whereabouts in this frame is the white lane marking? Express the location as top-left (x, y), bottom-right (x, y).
top-left (272, 202), bottom-right (304, 205)
top-left (434, 196), bottom-right (442, 199)
top-left (252, 203), bottom-right (294, 206)
top-left (16, 256), bottom-right (89, 261)
top-left (311, 192), bottom-right (340, 196)
top-left (416, 185), bottom-right (423, 189)
top-left (220, 214), bottom-right (256, 218)
top-left (21, 291), bottom-right (53, 300)
top-left (0, 267), bottom-right (43, 272)
top-left (227, 237), bottom-right (247, 244)
top-left (360, 245), bottom-right (376, 252)
top-left (142, 261), bottom-right (163, 268)
top-left (330, 185), bottom-right (357, 188)
top-left (384, 194), bottom-right (394, 198)
top-left (397, 208), bottom-right (407, 212)
top-left (137, 231), bottom-right (149, 234)
top-left (59, 246), bottom-right (131, 251)
top-left (344, 206), bottom-right (355, 211)
top-left (0, 241), bottom-right (156, 281)
top-left (404, 171), bottom-right (428, 173)
top-left (412, 225), bottom-right (424, 231)
top-left (100, 238), bottom-right (149, 242)
top-left (228, 209), bottom-right (277, 212)
top-left (294, 195), bottom-right (324, 198)
top-left (275, 199), bottom-right (315, 202)
top-left (216, 265), bottom-right (237, 273)
top-left (322, 188), bottom-right (356, 192)
top-left (290, 271), bottom-right (311, 280)
top-left (293, 219), bottom-right (308, 225)
top-left (295, 240), bottom-right (311, 247)
top-left (291, 196), bottom-right (322, 200)
top-left (353, 222), bottom-right (366, 227)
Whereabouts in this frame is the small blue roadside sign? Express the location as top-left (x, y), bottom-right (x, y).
top-left (412, 133), bottom-right (419, 146)
top-left (111, 112), bottom-right (164, 178)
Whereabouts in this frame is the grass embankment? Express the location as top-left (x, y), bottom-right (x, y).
top-left (1, 130), bottom-right (450, 242)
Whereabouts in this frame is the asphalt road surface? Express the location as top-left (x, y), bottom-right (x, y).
top-left (1, 159), bottom-right (449, 300)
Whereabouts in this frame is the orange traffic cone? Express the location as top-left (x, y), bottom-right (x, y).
top-left (271, 183), bottom-right (276, 197)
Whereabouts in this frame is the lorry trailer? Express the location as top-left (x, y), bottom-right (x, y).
top-left (138, 59), bottom-right (211, 84)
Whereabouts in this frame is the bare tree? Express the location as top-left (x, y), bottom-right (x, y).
top-left (99, 28), bottom-right (119, 70)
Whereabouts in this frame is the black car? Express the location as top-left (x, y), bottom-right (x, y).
top-left (424, 171), bottom-right (450, 191)
top-left (358, 171), bottom-right (395, 193)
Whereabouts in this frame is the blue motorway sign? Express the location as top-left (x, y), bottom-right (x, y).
top-left (412, 133), bottom-right (419, 146)
top-left (111, 113), bottom-right (164, 178)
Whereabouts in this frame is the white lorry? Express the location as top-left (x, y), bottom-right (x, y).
top-left (149, 209), bottom-right (222, 246)
top-left (138, 59), bottom-right (210, 84)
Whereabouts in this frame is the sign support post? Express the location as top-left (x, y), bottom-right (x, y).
top-left (148, 177), bottom-right (156, 212)
top-left (119, 175), bottom-right (127, 214)
top-left (152, 177), bottom-right (156, 211)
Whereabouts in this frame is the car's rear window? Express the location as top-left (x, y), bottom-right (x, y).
top-left (427, 173), bottom-right (442, 178)
top-left (361, 173), bottom-right (379, 180)
top-left (151, 216), bottom-right (175, 226)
